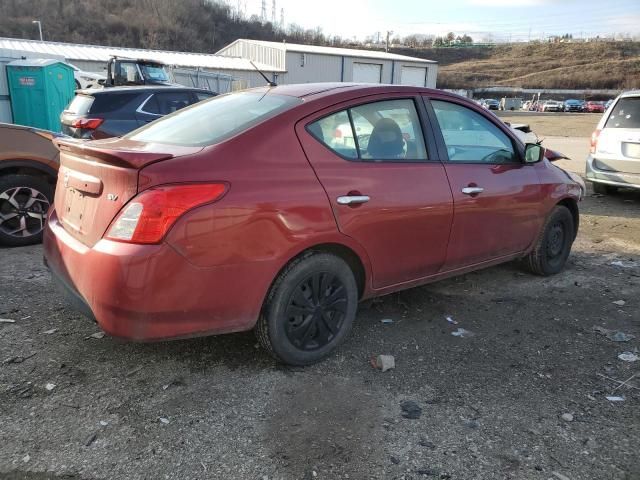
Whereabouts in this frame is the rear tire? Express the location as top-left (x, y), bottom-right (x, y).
top-left (523, 205), bottom-right (574, 276)
top-left (592, 182), bottom-right (617, 195)
top-left (0, 174), bottom-right (53, 247)
top-left (256, 252), bottom-right (358, 365)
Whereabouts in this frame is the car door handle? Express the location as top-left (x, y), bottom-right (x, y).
top-left (337, 195), bottom-right (370, 205)
top-left (461, 187), bottom-right (484, 195)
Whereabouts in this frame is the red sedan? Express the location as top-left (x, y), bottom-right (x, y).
top-left (44, 84), bottom-right (583, 365)
top-left (585, 101), bottom-right (605, 113)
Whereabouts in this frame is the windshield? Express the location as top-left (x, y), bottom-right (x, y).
top-left (141, 64), bottom-right (169, 82)
top-left (127, 91), bottom-right (302, 146)
top-left (65, 95), bottom-right (94, 115)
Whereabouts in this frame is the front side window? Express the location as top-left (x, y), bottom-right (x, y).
top-left (307, 99), bottom-right (428, 162)
top-left (115, 62), bottom-right (142, 85)
top-left (127, 91), bottom-right (301, 146)
top-left (431, 100), bottom-right (518, 164)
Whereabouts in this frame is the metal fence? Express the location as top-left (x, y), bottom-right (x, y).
top-left (171, 67), bottom-right (234, 94)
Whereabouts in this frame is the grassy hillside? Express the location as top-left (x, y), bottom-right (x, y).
top-left (393, 42), bottom-right (640, 90)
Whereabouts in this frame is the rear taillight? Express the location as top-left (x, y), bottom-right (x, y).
top-left (105, 183), bottom-right (227, 244)
top-left (71, 118), bottom-right (104, 130)
top-left (590, 129), bottom-right (601, 154)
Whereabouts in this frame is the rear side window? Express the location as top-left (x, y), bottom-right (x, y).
top-left (127, 91), bottom-right (301, 146)
top-left (141, 92), bottom-right (193, 115)
top-left (65, 95), bottom-right (94, 115)
top-left (605, 97), bottom-right (640, 129)
top-left (90, 93), bottom-right (140, 114)
top-left (307, 99), bottom-right (428, 162)
top-left (431, 100), bottom-right (518, 164)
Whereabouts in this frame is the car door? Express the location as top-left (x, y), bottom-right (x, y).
top-left (424, 95), bottom-right (544, 271)
top-left (296, 95), bottom-right (453, 289)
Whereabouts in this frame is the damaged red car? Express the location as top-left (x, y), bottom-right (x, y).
top-left (44, 84), bottom-right (583, 365)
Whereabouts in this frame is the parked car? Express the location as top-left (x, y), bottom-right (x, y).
top-left (60, 86), bottom-right (215, 139)
top-left (0, 123), bottom-right (60, 246)
top-left (44, 84), bottom-right (583, 365)
top-left (586, 91), bottom-right (640, 194)
top-left (68, 63), bottom-right (106, 90)
top-left (585, 101), bottom-right (605, 113)
top-left (541, 100), bottom-right (564, 112)
top-left (564, 99), bottom-right (584, 112)
top-left (499, 97), bottom-right (522, 111)
top-left (482, 99), bottom-right (499, 110)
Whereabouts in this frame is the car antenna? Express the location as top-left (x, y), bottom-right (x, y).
top-left (250, 60), bottom-right (277, 87)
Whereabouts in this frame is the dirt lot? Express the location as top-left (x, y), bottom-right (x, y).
top-left (1, 122), bottom-right (639, 479)
top-left (498, 112), bottom-right (600, 139)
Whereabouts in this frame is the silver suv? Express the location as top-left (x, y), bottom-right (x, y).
top-left (586, 91), bottom-right (640, 194)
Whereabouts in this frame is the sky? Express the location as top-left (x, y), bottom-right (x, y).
top-left (238, 0), bottom-right (640, 42)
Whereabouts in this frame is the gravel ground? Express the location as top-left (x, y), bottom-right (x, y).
top-left (1, 186), bottom-right (639, 480)
top-left (498, 112), bottom-right (600, 138)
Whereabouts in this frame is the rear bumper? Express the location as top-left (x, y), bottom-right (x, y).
top-left (43, 209), bottom-right (273, 341)
top-left (585, 155), bottom-right (640, 190)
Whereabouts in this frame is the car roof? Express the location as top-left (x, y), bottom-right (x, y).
top-left (620, 90), bottom-right (640, 98)
top-left (77, 86), bottom-right (213, 96)
top-left (242, 83), bottom-right (449, 100)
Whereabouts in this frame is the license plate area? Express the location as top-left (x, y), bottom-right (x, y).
top-left (62, 187), bottom-right (87, 233)
top-left (622, 142), bottom-right (640, 159)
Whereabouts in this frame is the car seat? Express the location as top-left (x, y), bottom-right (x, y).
top-left (367, 118), bottom-right (404, 158)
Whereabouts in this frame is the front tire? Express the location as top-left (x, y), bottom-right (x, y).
top-left (0, 174), bottom-right (53, 247)
top-left (523, 205), bottom-right (575, 276)
top-left (256, 253), bottom-right (358, 365)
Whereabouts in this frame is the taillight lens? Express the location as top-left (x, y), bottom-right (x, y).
top-left (590, 129), bottom-right (601, 154)
top-left (106, 183), bottom-right (227, 244)
top-left (71, 118), bottom-right (104, 130)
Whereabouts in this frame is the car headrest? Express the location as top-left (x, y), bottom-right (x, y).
top-left (367, 118), bottom-right (404, 158)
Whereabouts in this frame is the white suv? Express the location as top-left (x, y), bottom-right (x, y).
top-left (586, 90), bottom-right (640, 194)
top-left (68, 63), bottom-right (106, 90)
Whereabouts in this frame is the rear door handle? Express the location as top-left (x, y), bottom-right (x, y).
top-left (337, 195), bottom-right (370, 205)
top-left (461, 187), bottom-right (484, 195)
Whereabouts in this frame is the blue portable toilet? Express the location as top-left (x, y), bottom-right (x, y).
top-left (6, 59), bottom-right (75, 132)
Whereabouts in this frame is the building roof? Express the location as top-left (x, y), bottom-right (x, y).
top-left (220, 39), bottom-right (437, 64)
top-left (7, 58), bottom-right (66, 67)
top-left (0, 37), bottom-right (284, 72)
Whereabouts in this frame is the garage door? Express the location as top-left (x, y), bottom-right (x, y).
top-left (400, 66), bottom-right (427, 87)
top-left (353, 63), bottom-right (382, 83)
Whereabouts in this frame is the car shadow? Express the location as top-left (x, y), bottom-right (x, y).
top-left (582, 188), bottom-right (640, 220)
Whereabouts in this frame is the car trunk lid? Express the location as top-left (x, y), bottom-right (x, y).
top-left (595, 128), bottom-right (640, 174)
top-left (53, 137), bottom-right (202, 247)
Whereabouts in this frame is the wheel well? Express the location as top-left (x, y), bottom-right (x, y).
top-left (0, 165), bottom-right (57, 185)
top-left (557, 198), bottom-right (579, 239)
top-left (278, 243), bottom-right (367, 300)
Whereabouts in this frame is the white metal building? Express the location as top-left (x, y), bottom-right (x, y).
top-left (0, 37), bottom-right (284, 90)
top-left (216, 39), bottom-right (438, 87)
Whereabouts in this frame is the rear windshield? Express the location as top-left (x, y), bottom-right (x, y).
top-left (605, 97), bottom-right (640, 129)
top-left (91, 93), bottom-right (140, 114)
top-left (126, 91), bottom-right (302, 146)
top-left (65, 95), bottom-right (94, 115)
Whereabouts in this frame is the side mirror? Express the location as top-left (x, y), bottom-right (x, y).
top-left (524, 143), bottom-right (544, 164)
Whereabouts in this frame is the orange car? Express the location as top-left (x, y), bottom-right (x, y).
top-left (0, 122), bottom-right (60, 246)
